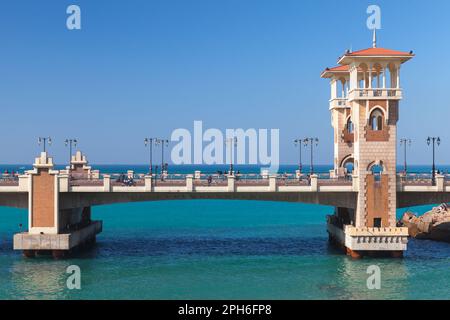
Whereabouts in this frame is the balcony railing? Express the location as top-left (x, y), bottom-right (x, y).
top-left (349, 88), bottom-right (402, 100)
top-left (341, 129), bottom-right (354, 143)
top-left (329, 98), bottom-right (349, 109)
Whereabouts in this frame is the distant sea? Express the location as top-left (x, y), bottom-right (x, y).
top-left (0, 165), bottom-right (449, 300)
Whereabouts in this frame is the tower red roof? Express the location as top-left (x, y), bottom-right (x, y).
top-left (345, 47), bottom-right (413, 57)
top-left (338, 47), bottom-right (414, 64)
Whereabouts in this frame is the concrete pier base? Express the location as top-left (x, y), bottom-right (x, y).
top-left (327, 217), bottom-right (408, 258)
top-left (13, 221), bottom-right (102, 258)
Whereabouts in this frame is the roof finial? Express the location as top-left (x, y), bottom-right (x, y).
top-left (372, 28), bottom-right (377, 48)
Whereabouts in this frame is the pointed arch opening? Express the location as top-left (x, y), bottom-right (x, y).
top-left (369, 108), bottom-right (384, 131)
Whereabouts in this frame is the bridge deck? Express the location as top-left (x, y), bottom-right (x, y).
top-left (0, 172), bottom-right (448, 210)
top-left (0, 174), bottom-right (449, 189)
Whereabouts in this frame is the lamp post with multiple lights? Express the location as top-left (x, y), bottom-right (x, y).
top-left (399, 138), bottom-right (411, 174)
top-left (155, 139), bottom-right (169, 180)
top-left (38, 137), bottom-right (52, 152)
top-left (427, 136), bottom-right (441, 186)
top-left (144, 138), bottom-right (157, 175)
top-left (303, 137), bottom-right (319, 175)
top-left (225, 136), bottom-right (237, 175)
top-left (64, 138), bottom-right (78, 166)
top-left (294, 138), bottom-right (304, 174)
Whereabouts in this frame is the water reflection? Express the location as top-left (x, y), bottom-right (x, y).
top-left (10, 259), bottom-right (71, 299)
top-left (332, 256), bottom-right (408, 300)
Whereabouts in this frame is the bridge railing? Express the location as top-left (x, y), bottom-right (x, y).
top-left (66, 171), bottom-right (357, 190)
top-left (399, 173), bottom-right (432, 185)
top-left (398, 173), bottom-right (450, 184)
top-left (0, 176), bottom-right (19, 186)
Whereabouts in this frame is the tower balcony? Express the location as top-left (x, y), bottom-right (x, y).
top-left (329, 98), bottom-right (350, 110)
top-left (341, 129), bottom-right (354, 143)
top-left (348, 88), bottom-right (402, 101)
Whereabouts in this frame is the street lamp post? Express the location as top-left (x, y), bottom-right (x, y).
top-left (144, 138), bottom-right (156, 175)
top-left (303, 137), bottom-right (319, 175)
top-left (38, 137), bottom-right (52, 152)
top-left (155, 139), bottom-right (169, 180)
top-left (225, 136), bottom-right (237, 175)
top-left (399, 138), bottom-right (411, 174)
top-left (427, 136), bottom-right (441, 186)
top-left (294, 138), bottom-right (304, 173)
top-left (64, 138), bottom-right (78, 167)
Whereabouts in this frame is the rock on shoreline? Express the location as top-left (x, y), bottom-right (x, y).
top-left (400, 203), bottom-right (450, 242)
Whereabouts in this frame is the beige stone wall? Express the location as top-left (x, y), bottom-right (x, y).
top-left (332, 108), bottom-right (354, 175)
top-left (353, 100), bottom-right (397, 228)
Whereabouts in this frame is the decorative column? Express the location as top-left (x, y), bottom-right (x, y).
top-left (269, 175), bottom-right (277, 192)
top-left (103, 174), bottom-right (111, 192)
top-left (310, 174), bottom-right (318, 191)
top-left (227, 175), bottom-right (235, 192)
top-left (27, 152), bottom-right (60, 235)
top-left (331, 78), bottom-right (337, 100)
top-left (186, 174), bottom-right (193, 192)
top-left (436, 174), bottom-right (444, 192)
top-left (144, 175), bottom-right (153, 192)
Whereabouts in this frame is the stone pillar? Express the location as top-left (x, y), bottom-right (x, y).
top-left (27, 152), bottom-right (60, 235)
top-left (269, 175), bottom-right (277, 192)
top-left (227, 175), bottom-right (235, 192)
top-left (436, 174), bottom-right (445, 192)
top-left (331, 78), bottom-right (337, 100)
top-left (91, 170), bottom-right (100, 179)
top-left (103, 174), bottom-right (111, 192)
top-left (397, 172), bottom-right (406, 191)
top-left (186, 174), bottom-right (193, 192)
top-left (58, 173), bottom-right (69, 193)
top-left (127, 170), bottom-right (134, 179)
top-left (18, 174), bottom-right (29, 192)
top-left (144, 175), bottom-right (152, 192)
top-left (310, 174), bottom-right (318, 191)
top-left (14, 152), bottom-right (103, 258)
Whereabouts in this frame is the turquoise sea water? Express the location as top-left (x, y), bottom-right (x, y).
top-left (0, 165), bottom-right (449, 300)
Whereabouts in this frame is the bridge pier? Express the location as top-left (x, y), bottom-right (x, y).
top-left (13, 152), bottom-right (102, 258)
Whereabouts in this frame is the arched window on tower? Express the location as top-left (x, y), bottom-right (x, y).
top-left (370, 163), bottom-right (384, 182)
top-left (370, 109), bottom-right (384, 131)
top-left (346, 117), bottom-right (354, 133)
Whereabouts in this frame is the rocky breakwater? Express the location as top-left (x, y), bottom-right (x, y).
top-left (400, 203), bottom-right (450, 242)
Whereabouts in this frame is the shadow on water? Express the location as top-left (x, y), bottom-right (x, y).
top-left (74, 236), bottom-right (337, 259)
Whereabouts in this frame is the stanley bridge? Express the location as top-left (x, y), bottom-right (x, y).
top-left (4, 150), bottom-right (450, 258)
top-left (5, 34), bottom-right (450, 258)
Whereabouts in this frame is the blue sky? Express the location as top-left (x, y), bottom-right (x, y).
top-left (0, 0), bottom-right (449, 165)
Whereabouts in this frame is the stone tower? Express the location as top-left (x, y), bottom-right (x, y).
top-left (322, 37), bottom-right (413, 257)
